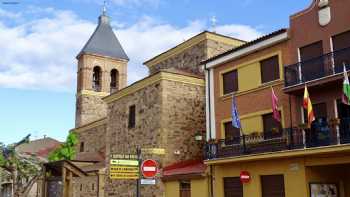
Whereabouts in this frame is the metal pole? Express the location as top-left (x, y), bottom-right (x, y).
top-left (136, 147), bottom-right (141, 197)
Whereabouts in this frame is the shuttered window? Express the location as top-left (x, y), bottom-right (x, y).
top-left (262, 113), bottom-right (282, 139)
top-left (261, 175), bottom-right (285, 197)
top-left (222, 70), bottom-right (238, 95)
top-left (223, 177), bottom-right (243, 197)
top-left (179, 181), bottom-right (191, 197)
top-left (300, 41), bottom-right (324, 81)
top-left (128, 105), bottom-right (136, 128)
top-left (332, 30), bottom-right (350, 72)
top-left (260, 56), bottom-right (280, 83)
top-left (300, 41), bottom-right (324, 61)
top-left (333, 30), bottom-right (350, 51)
top-left (224, 121), bottom-right (241, 144)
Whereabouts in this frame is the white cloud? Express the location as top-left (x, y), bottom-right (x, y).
top-left (0, 8), bottom-right (262, 91)
top-left (0, 8), bottom-right (21, 19)
top-left (215, 24), bottom-right (263, 41)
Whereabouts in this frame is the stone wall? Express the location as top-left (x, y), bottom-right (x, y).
top-left (206, 39), bottom-right (237, 59)
top-left (160, 80), bottom-right (205, 165)
top-left (105, 81), bottom-right (163, 197)
top-left (149, 40), bottom-right (207, 75)
top-left (148, 38), bottom-right (238, 76)
top-left (104, 74), bottom-right (205, 197)
top-left (73, 176), bottom-right (98, 197)
top-left (75, 122), bottom-right (107, 154)
top-left (75, 95), bottom-right (107, 128)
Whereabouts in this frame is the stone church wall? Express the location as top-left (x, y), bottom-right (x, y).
top-left (75, 95), bottom-right (107, 127)
top-left (104, 75), bottom-right (205, 197)
top-left (149, 40), bottom-right (207, 75)
top-left (73, 175), bottom-right (98, 197)
top-left (148, 38), bottom-right (237, 76)
top-left (75, 121), bottom-right (107, 154)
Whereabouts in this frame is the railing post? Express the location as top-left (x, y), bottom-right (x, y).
top-left (336, 124), bottom-right (341, 145)
top-left (242, 134), bottom-right (247, 154)
top-left (298, 62), bottom-right (302, 84)
top-left (302, 129), bottom-right (306, 149)
top-left (289, 128), bottom-right (294, 149)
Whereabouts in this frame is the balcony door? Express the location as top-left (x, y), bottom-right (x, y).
top-left (299, 41), bottom-right (324, 82)
top-left (333, 30), bottom-right (350, 73)
top-left (337, 99), bottom-right (350, 144)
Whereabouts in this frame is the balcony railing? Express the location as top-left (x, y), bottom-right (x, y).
top-left (205, 118), bottom-right (350, 160)
top-left (284, 47), bottom-right (350, 87)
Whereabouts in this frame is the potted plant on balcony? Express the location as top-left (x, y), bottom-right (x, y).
top-left (329, 117), bottom-right (341, 127)
top-left (298, 123), bottom-right (309, 130)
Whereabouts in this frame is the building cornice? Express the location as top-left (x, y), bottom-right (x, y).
top-left (70, 118), bottom-right (107, 133)
top-left (77, 90), bottom-right (110, 97)
top-left (103, 71), bottom-right (205, 104)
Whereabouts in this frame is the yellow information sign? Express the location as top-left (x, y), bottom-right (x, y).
top-left (110, 159), bottom-right (139, 166)
top-left (141, 148), bottom-right (165, 155)
top-left (110, 173), bottom-right (139, 180)
top-left (110, 166), bottom-right (139, 173)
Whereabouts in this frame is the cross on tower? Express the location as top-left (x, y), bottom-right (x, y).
top-left (211, 16), bottom-right (217, 33)
top-left (102, 0), bottom-right (107, 15)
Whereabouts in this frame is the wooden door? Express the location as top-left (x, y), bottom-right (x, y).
top-left (261, 175), bottom-right (285, 197)
top-left (223, 177), bottom-right (243, 197)
top-left (300, 41), bottom-right (324, 81)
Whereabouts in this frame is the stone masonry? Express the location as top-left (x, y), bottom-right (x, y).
top-left (148, 37), bottom-right (241, 76)
top-left (104, 72), bottom-right (205, 197)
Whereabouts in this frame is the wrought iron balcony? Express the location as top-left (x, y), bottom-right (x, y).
top-left (205, 118), bottom-right (350, 160)
top-left (284, 47), bottom-right (350, 88)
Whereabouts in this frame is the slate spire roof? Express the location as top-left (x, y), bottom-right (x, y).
top-left (77, 10), bottom-right (129, 60)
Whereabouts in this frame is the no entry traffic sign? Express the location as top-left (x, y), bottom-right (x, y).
top-left (240, 171), bottom-right (251, 183)
top-left (141, 159), bottom-right (158, 178)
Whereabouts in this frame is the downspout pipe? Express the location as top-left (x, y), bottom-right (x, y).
top-left (204, 64), bottom-right (214, 197)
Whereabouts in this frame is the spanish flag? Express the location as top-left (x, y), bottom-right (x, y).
top-left (303, 85), bottom-right (315, 124)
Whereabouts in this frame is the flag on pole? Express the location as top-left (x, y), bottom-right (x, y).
top-left (271, 87), bottom-right (281, 122)
top-left (231, 95), bottom-right (241, 129)
top-left (303, 85), bottom-right (315, 124)
top-left (342, 65), bottom-right (350, 105)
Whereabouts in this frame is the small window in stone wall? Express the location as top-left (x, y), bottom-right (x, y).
top-left (80, 142), bottom-right (85, 152)
top-left (128, 105), bottom-right (136, 128)
top-left (92, 183), bottom-right (95, 191)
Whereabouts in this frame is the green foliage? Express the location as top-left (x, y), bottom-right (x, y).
top-left (48, 132), bottom-right (78, 162)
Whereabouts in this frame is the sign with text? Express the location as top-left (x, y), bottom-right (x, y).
top-left (109, 153), bottom-right (140, 180)
top-left (110, 159), bottom-right (139, 166)
top-left (141, 148), bottom-right (165, 155)
top-left (141, 179), bottom-right (156, 185)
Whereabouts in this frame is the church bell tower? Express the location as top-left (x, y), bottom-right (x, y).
top-left (75, 7), bottom-right (129, 127)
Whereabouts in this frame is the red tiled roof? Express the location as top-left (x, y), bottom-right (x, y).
top-left (74, 151), bottom-right (105, 162)
top-left (16, 137), bottom-right (61, 159)
top-left (162, 160), bottom-right (206, 177)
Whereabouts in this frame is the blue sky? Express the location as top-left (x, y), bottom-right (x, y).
top-left (0, 0), bottom-right (311, 144)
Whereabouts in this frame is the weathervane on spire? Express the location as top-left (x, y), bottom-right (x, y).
top-left (102, 0), bottom-right (107, 15)
top-left (211, 16), bottom-right (217, 33)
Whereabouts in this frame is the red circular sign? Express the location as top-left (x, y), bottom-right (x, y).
top-left (240, 171), bottom-right (251, 183)
top-left (141, 159), bottom-right (158, 178)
